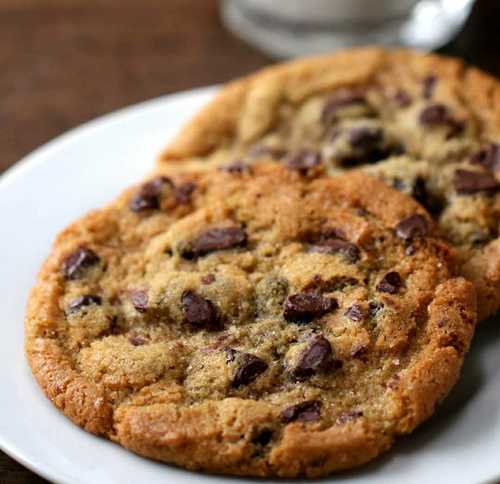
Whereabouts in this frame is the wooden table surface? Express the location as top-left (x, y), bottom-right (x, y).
top-left (1, 0), bottom-right (499, 481)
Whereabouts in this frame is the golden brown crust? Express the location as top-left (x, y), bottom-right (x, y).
top-left (156, 48), bottom-right (500, 321)
top-left (161, 47), bottom-right (385, 161)
top-left (26, 164), bottom-right (477, 477)
top-left (158, 48), bottom-right (470, 163)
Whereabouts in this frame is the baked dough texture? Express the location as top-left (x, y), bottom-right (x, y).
top-left (26, 164), bottom-right (476, 477)
top-left (158, 48), bottom-right (500, 321)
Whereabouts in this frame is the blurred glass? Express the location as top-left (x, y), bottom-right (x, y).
top-left (221, 0), bottom-right (475, 58)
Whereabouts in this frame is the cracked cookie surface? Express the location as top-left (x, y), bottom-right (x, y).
top-left (26, 164), bottom-right (476, 477)
top-left (158, 48), bottom-right (500, 321)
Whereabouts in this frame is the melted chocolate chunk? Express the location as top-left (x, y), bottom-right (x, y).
top-left (232, 353), bottom-right (268, 387)
top-left (392, 177), bottom-right (405, 191)
top-left (284, 293), bottom-right (338, 324)
top-left (422, 75), bottom-right (437, 99)
top-left (344, 304), bottom-right (365, 323)
top-left (281, 400), bottom-right (322, 423)
top-left (351, 344), bottom-right (368, 359)
top-left (411, 175), bottom-right (425, 200)
top-left (292, 335), bottom-right (333, 379)
top-left (419, 104), bottom-right (449, 126)
top-left (129, 290), bottom-right (148, 313)
top-left (368, 301), bottom-right (384, 317)
top-left (67, 294), bottom-right (102, 313)
top-left (411, 177), bottom-right (443, 216)
top-left (471, 144), bottom-right (500, 172)
top-left (225, 347), bottom-right (237, 363)
top-left (321, 92), bottom-right (367, 124)
top-left (348, 126), bottom-right (383, 150)
top-left (181, 290), bottom-right (220, 329)
top-left (395, 214), bottom-right (429, 242)
top-left (445, 118), bottom-right (465, 139)
top-left (339, 128), bottom-right (397, 166)
top-left (454, 169), bottom-right (499, 195)
top-left (309, 239), bottom-right (360, 263)
top-left (182, 227), bottom-right (248, 259)
top-left (252, 429), bottom-right (273, 447)
top-left (286, 150), bottom-right (322, 174)
top-left (129, 176), bottom-right (172, 212)
top-left (419, 104), bottom-right (464, 137)
top-left (376, 272), bottom-right (402, 294)
top-left (174, 182), bottom-right (196, 204)
top-left (62, 247), bottom-right (100, 280)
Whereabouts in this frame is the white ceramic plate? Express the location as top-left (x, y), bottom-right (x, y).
top-left (1, 87), bottom-right (500, 484)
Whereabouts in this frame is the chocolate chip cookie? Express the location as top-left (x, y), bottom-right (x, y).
top-left (158, 47), bottom-right (500, 321)
top-left (26, 164), bottom-right (476, 477)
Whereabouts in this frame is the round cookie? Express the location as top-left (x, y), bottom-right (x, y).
top-left (26, 164), bottom-right (476, 477)
top-left (157, 47), bottom-right (500, 321)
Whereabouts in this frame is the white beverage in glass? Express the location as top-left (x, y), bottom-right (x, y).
top-left (221, 0), bottom-right (475, 58)
top-left (242, 0), bottom-right (420, 24)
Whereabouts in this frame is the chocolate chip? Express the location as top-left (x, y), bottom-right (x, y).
top-left (368, 301), bottom-right (384, 316)
top-left (181, 290), bottom-right (220, 329)
top-left (411, 177), bottom-right (443, 216)
top-left (286, 150), bottom-right (322, 174)
top-left (129, 176), bottom-right (172, 212)
top-left (419, 104), bottom-right (464, 137)
top-left (445, 118), bottom-right (465, 139)
top-left (281, 400), bottom-right (322, 423)
top-left (351, 344), bottom-right (368, 359)
top-left (225, 347), bottom-right (237, 363)
top-left (252, 429), bottom-right (273, 446)
top-left (454, 169), bottom-right (499, 195)
top-left (405, 245), bottom-right (417, 256)
top-left (321, 92), bottom-right (366, 124)
top-left (284, 293), bottom-right (337, 324)
top-left (395, 214), bottom-right (429, 242)
top-left (411, 176), bottom-right (425, 200)
top-left (376, 272), bottom-right (402, 294)
top-left (309, 239), bottom-right (360, 263)
top-left (232, 353), bottom-right (268, 387)
top-left (336, 410), bottom-right (363, 425)
top-left (129, 334), bottom-right (147, 346)
top-left (67, 294), bottom-right (102, 313)
top-left (392, 177), bottom-right (405, 191)
top-left (338, 126), bottom-right (397, 166)
top-left (62, 247), bottom-right (100, 280)
top-left (219, 161), bottom-right (249, 174)
top-left (344, 304), bottom-right (365, 323)
top-left (471, 144), bottom-right (500, 172)
top-left (181, 227), bottom-right (248, 259)
top-left (394, 89), bottom-right (412, 107)
top-left (174, 182), bottom-right (196, 204)
top-left (422, 75), bottom-right (437, 99)
top-left (201, 273), bottom-right (216, 285)
top-left (129, 290), bottom-right (148, 313)
top-left (292, 335), bottom-right (333, 379)
top-left (419, 104), bottom-right (449, 126)
top-left (348, 127), bottom-right (383, 150)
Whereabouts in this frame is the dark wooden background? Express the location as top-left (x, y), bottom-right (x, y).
top-left (1, 0), bottom-right (499, 481)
